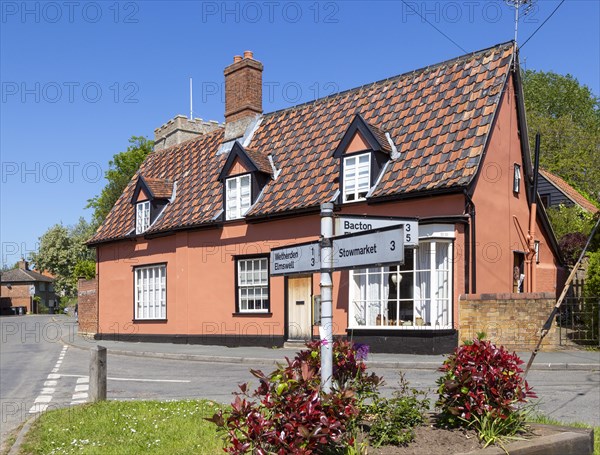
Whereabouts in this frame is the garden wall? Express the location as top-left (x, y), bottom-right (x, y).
top-left (78, 277), bottom-right (98, 335)
top-left (458, 292), bottom-right (559, 351)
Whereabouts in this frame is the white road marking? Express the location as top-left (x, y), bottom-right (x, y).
top-left (75, 384), bottom-right (88, 392)
top-left (72, 392), bottom-right (88, 400)
top-left (76, 377), bottom-right (89, 384)
top-left (29, 347), bottom-right (69, 414)
top-left (28, 403), bottom-right (48, 413)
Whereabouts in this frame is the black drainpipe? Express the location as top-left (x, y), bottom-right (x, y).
top-left (464, 190), bottom-right (476, 294)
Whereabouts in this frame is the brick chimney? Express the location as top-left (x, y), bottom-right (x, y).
top-left (223, 51), bottom-right (263, 142)
top-left (154, 115), bottom-right (222, 152)
top-left (18, 258), bottom-right (29, 270)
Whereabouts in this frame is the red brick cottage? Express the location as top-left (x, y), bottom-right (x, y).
top-left (88, 42), bottom-right (563, 353)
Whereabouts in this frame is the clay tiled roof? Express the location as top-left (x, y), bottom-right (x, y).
top-left (141, 176), bottom-right (174, 199)
top-left (539, 169), bottom-right (599, 213)
top-left (364, 120), bottom-right (392, 153)
top-left (90, 42), bottom-right (515, 244)
top-left (244, 148), bottom-right (273, 175)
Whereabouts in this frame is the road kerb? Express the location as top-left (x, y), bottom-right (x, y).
top-left (60, 336), bottom-right (599, 371)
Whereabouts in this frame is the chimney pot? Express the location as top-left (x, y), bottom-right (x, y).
top-left (223, 51), bottom-right (263, 129)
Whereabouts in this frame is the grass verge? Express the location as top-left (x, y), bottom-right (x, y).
top-left (528, 414), bottom-right (599, 455)
top-left (20, 399), bottom-right (224, 454)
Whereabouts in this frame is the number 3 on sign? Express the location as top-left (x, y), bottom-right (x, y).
top-left (390, 240), bottom-right (396, 251)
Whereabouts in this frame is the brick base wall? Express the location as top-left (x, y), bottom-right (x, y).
top-left (1, 284), bottom-right (33, 312)
top-left (459, 293), bottom-right (559, 351)
top-left (78, 278), bottom-right (98, 334)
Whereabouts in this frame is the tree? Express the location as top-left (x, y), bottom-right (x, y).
top-left (73, 260), bottom-right (96, 280)
top-left (87, 136), bottom-right (153, 229)
top-left (29, 218), bottom-right (95, 297)
top-left (522, 70), bottom-right (600, 202)
top-left (546, 204), bottom-right (595, 241)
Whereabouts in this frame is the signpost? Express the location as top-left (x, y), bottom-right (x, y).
top-left (331, 225), bottom-right (404, 269)
top-left (335, 215), bottom-right (418, 247)
top-left (269, 211), bottom-right (406, 393)
top-left (270, 241), bottom-right (320, 276)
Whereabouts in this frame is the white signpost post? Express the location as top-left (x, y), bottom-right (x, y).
top-left (270, 241), bottom-right (321, 276)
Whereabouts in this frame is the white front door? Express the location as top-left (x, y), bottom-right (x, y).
top-left (287, 276), bottom-right (312, 340)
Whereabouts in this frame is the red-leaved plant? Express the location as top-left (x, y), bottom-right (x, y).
top-left (436, 334), bottom-right (536, 428)
top-left (207, 340), bottom-right (381, 454)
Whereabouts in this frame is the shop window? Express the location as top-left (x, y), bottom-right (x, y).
top-left (349, 240), bottom-right (452, 329)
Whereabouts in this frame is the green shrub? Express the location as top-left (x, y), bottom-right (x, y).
top-left (367, 373), bottom-right (430, 447)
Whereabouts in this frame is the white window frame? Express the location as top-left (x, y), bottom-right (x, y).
top-left (134, 264), bottom-right (166, 320)
top-left (343, 153), bottom-right (371, 202)
top-left (534, 240), bottom-right (540, 264)
top-left (237, 257), bottom-right (269, 313)
top-left (348, 239), bottom-right (453, 330)
top-left (513, 164), bottom-right (521, 193)
top-left (226, 174), bottom-right (252, 220)
top-left (136, 200), bottom-right (151, 234)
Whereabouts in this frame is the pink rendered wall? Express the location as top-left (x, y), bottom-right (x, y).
top-left (471, 75), bottom-right (559, 294)
top-left (97, 194), bottom-right (469, 336)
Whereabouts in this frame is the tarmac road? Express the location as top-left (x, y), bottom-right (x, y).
top-left (1, 315), bottom-right (599, 449)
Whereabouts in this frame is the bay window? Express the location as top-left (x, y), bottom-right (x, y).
top-left (349, 240), bottom-right (452, 329)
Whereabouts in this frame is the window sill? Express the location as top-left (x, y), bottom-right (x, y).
top-left (232, 312), bottom-right (272, 317)
top-left (132, 319), bottom-right (168, 323)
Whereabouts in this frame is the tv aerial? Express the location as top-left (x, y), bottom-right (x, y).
top-left (505, 0), bottom-right (537, 45)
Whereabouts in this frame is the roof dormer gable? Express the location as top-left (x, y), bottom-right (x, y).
top-left (333, 114), bottom-right (392, 158)
top-left (218, 141), bottom-right (272, 181)
top-left (131, 175), bottom-right (173, 204)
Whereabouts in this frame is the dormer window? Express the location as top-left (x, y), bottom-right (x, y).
top-left (218, 141), bottom-right (273, 221)
top-left (136, 201), bottom-right (151, 234)
top-left (333, 114), bottom-right (391, 204)
top-left (131, 175), bottom-right (174, 236)
top-left (343, 153), bottom-right (371, 202)
top-left (226, 174), bottom-right (252, 220)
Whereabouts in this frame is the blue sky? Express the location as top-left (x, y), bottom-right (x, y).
top-left (1, 0), bottom-right (598, 267)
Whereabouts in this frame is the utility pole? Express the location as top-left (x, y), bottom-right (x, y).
top-left (319, 203), bottom-right (334, 392)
